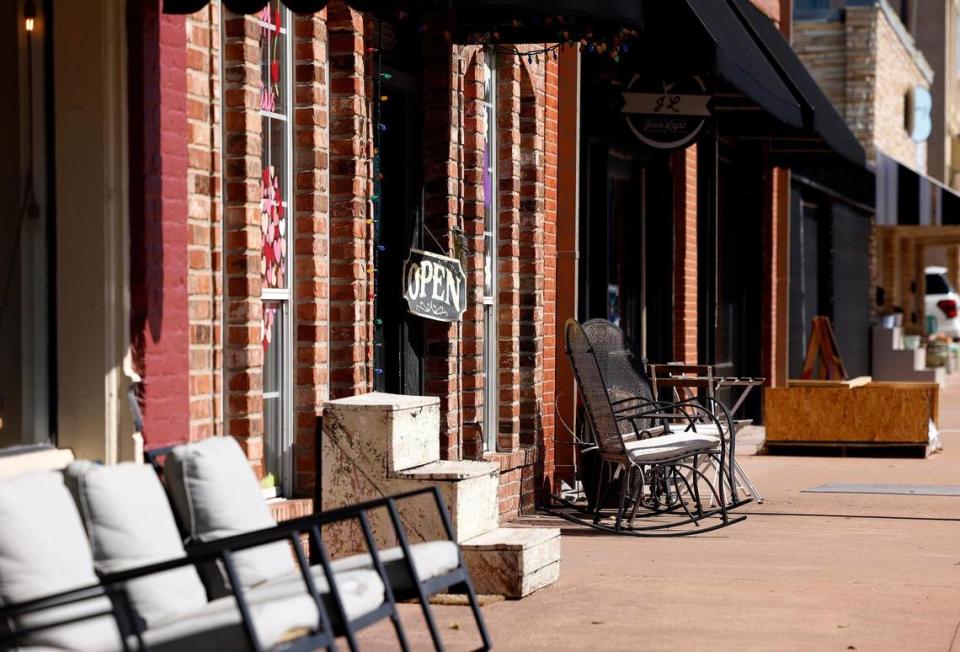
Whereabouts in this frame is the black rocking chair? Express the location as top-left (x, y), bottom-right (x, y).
top-left (547, 319), bottom-right (746, 536)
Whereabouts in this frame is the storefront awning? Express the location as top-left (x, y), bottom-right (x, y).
top-left (163, 0), bottom-right (865, 169)
top-left (727, 0), bottom-right (866, 167)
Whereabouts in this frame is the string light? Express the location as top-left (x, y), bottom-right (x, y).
top-left (24, 0), bottom-right (36, 32)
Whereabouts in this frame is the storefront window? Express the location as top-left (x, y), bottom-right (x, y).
top-left (481, 50), bottom-right (499, 451)
top-left (257, 0), bottom-right (292, 497)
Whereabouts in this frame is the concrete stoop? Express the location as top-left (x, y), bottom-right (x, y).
top-left (395, 460), bottom-right (500, 543)
top-left (321, 391), bottom-right (560, 597)
top-left (872, 327), bottom-right (946, 385)
top-left (461, 527), bottom-right (561, 599)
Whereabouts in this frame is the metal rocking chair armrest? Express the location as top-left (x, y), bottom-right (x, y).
top-left (0, 583), bottom-right (119, 622)
top-left (614, 418), bottom-right (669, 440)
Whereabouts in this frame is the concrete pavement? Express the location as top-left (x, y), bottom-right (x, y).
top-left (357, 380), bottom-right (960, 651)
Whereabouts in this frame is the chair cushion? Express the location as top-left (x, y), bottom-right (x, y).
top-left (330, 540), bottom-right (460, 593)
top-left (141, 567), bottom-right (384, 652)
top-left (624, 432), bottom-right (720, 463)
top-left (0, 472), bottom-right (123, 651)
top-left (164, 437), bottom-right (294, 595)
top-left (64, 461), bottom-right (208, 629)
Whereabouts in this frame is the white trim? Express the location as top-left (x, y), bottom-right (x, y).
top-left (483, 50), bottom-right (499, 452)
top-left (102, 0), bottom-right (131, 465)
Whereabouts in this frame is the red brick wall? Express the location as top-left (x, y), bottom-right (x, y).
top-left (672, 145), bottom-right (698, 364)
top-left (540, 54), bottom-right (558, 497)
top-left (222, 11), bottom-right (265, 475)
top-left (185, 6), bottom-right (223, 443)
top-left (761, 167), bottom-right (784, 385)
top-left (292, 11), bottom-right (330, 496)
top-left (495, 54), bottom-right (522, 455)
top-left (141, 6), bottom-right (559, 515)
top-left (129, 4), bottom-right (191, 450)
top-left (327, 2), bottom-right (372, 399)
top-left (421, 36), bottom-right (464, 459)
top-left (460, 47), bottom-right (487, 461)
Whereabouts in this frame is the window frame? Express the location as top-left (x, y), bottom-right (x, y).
top-left (255, 3), bottom-right (295, 499)
top-left (481, 50), bottom-right (499, 452)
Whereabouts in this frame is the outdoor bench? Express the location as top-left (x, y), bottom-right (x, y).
top-left (0, 440), bottom-right (490, 652)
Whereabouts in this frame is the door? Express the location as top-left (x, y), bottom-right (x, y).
top-left (579, 143), bottom-right (673, 361)
top-left (377, 66), bottom-right (424, 395)
top-left (710, 140), bottom-right (763, 417)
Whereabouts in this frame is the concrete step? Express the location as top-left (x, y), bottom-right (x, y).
top-left (322, 393), bottom-right (501, 555)
top-left (395, 460), bottom-right (500, 542)
top-left (461, 527), bottom-right (561, 599)
top-left (322, 392), bottom-right (440, 473)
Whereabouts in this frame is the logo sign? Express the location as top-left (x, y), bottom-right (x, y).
top-left (403, 249), bottom-right (468, 322)
top-left (905, 86), bottom-right (932, 143)
top-left (621, 75), bottom-right (710, 150)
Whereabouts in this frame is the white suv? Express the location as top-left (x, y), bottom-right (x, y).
top-left (925, 266), bottom-right (960, 339)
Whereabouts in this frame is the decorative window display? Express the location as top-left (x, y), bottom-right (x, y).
top-left (255, 0), bottom-right (291, 497)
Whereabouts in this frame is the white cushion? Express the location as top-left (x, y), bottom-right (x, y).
top-left (164, 437), bottom-right (294, 595)
top-left (330, 540), bottom-right (460, 592)
top-left (624, 432), bottom-right (720, 463)
top-left (141, 567), bottom-right (384, 651)
top-left (0, 472), bottom-right (122, 650)
top-left (64, 461), bottom-right (208, 629)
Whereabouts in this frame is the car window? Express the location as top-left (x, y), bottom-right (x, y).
top-left (926, 273), bottom-right (952, 295)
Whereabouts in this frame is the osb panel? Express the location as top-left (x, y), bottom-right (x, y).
top-left (764, 383), bottom-right (938, 444)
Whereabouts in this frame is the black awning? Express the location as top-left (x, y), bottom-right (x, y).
top-left (727, 0), bottom-right (866, 167)
top-left (682, 0), bottom-right (803, 129)
top-left (162, 0), bottom-right (865, 168)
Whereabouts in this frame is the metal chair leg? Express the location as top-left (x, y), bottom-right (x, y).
top-left (614, 465), bottom-right (631, 532)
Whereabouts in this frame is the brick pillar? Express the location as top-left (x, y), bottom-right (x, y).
top-left (185, 6), bottom-right (223, 442)
top-left (761, 167), bottom-right (782, 385)
top-left (327, 2), bottom-right (371, 398)
top-left (461, 47), bottom-right (486, 460)
top-left (222, 12), bottom-right (265, 474)
top-left (292, 11), bottom-right (330, 496)
top-left (496, 55), bottom-right (522, 453)
top-left (422, 38), bottom-right (462, 459)
top-left (540, 53), bottom-right (559, 498)
top-left (879, 228), bottom-right (899, 310)
top-left (517, 60), bottom-right (545, 451)
top-left (128, 3), bottom-right (191, 450)
top-left (672, 145), bottom-right (698, 364)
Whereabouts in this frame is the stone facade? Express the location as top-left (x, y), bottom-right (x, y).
top-left (794, 1), bottom-right (933, 169)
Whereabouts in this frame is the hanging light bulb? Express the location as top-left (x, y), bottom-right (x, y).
top-left (24, 0), bottom-right (36, 32)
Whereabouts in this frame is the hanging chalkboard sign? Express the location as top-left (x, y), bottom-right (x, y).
top-left (621, 75), bottom-right (711, 150)
top-left (402, 249), bottom-right (468, 322)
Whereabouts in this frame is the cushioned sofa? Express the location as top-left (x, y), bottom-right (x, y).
top-left (0, 439), bottom-right (491, 651)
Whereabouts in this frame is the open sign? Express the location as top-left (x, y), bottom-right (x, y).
top-left (402, 249), bottom-right (467, 322)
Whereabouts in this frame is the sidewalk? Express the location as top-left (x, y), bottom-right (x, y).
top-left (359, 381), bottom-right (960, 651)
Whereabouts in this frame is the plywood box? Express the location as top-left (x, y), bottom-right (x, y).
top-left (764, 381), bottom-right (939, 445)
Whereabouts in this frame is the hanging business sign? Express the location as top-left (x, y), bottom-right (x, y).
top-left (402, 249), bottom-right (468, 322)
top-left (621, 75), bottom-right (711, 150)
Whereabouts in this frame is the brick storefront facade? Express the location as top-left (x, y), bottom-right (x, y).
top-left (139, 1), bottom-right (557, 521)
